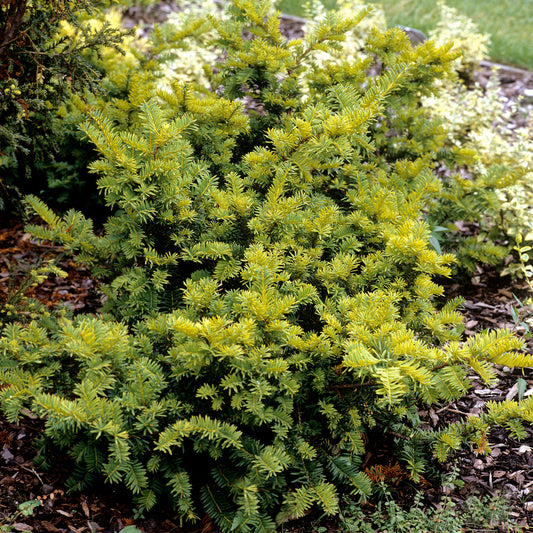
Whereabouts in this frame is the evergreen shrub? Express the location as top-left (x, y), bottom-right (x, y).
top-left (0, 0), bottom-right (129, 213)
top-left (1, 1), bottom-right (533, 531)
top-left (302, 0), bottom-right (533, 277)
top-left (2, 0), bottom-right (220, 218)
top-left (299, 0), bottom-right (532, 275)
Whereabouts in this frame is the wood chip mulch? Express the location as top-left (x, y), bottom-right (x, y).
top-left (0, 219), bottom-right (102, 317)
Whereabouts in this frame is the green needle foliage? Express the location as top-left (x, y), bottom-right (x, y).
top-left (1, 1), bottom-right (532, 531)
top-left (0, 0), bottom-right (127, 212)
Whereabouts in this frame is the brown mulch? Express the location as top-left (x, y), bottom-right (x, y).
top-left (0, 219), bottom-right (102, 316)
top-left (435, 269), bottom-right (533, 529)
top-left (1, 7), bottom-right (533, 533)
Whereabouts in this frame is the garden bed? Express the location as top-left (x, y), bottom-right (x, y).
top-left (1, 3), bottom-right (532, 532)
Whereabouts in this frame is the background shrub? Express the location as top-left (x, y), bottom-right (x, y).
top-left (0, 0), bottom-right (129, 214)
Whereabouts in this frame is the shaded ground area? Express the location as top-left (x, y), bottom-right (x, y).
top-left (0, 221), bottom-right (101, 317)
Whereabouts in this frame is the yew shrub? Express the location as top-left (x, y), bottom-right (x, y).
top-left (1, 1), bottom-right (532, 531)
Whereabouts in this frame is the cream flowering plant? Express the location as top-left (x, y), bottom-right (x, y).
top-left (151, 0), bottom-right (222, 90)
top-left (422, 64), bottom-right (533, 271)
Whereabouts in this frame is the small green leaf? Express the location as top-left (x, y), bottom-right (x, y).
top-left (18, 500), bottom-right (41, 517)
top-left (119, 527), bottom-right (144, 533)
top-left (517, 377), bottom-right (527, 401)
top-left (428, 235), bottom-right (442, 255)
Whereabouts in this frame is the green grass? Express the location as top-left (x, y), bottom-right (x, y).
top-left (276, 0), bottom-right (533, 70)
top-left (277, 0), bottom-right (338, 17)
